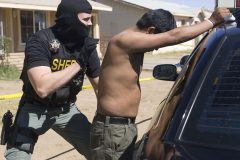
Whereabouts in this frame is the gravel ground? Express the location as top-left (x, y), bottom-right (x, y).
top-left (0, 70), bottom-right (174, 160)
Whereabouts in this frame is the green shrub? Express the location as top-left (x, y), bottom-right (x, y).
top-left (0, 36), bottom-right (11, 55)
top-left (0, 63), bottom-right (20, 80)
top-left (0, 37), bottom-right (20, 80)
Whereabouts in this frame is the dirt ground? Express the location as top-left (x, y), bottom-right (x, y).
top-left (0, 70), bottom-right (174, 160)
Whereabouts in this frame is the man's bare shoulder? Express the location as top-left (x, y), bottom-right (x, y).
top-left (112, 29), bottom-right (131, 41)
top-left (110, 27), bottom-right (141, 49)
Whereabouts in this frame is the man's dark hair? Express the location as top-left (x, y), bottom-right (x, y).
top-left (136, 9), bottom-right (177, 34)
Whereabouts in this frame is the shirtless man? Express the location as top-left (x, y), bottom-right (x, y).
top-left (90, 8), bottom-right (231, 160)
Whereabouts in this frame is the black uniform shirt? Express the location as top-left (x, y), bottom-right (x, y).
top-left (20, 28), bottom-right (100, 104)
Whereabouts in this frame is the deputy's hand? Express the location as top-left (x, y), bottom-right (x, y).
top-left (76, 37), bottom-right (98, 70)
top-left (209, 7), bottom-right (231, 27)
top-left (84, 37), bottom-right (99, 53)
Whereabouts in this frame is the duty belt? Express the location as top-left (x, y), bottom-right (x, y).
top-left (25, 99), bottom-right (72, 115)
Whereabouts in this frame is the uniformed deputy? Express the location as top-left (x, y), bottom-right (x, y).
top-left (4, 0), bottom-right (100, 159)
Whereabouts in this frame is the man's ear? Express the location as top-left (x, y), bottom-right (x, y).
top-left (147, 27), bottom-right (156, 34)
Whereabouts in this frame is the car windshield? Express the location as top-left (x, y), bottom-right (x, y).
top-left (179, 34), bottom-right (240, 150)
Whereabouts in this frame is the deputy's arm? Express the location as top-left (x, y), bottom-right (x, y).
top-left (88, 76), bottom-right (99, 96)
top-left (27, 63), bottom-right (81, 98)
top-left (122, 8), bottom-right (230, 53)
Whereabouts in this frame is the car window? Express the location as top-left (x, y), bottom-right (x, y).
top-left (143, 31), bottom-right (212, 159)
top-left (179, 34), bottom-right (240, 150)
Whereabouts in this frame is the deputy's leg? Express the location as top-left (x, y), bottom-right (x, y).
top-left (5, 102), bottom-right (54, 160)
top-left (52, 103), bottom-right (91, 159)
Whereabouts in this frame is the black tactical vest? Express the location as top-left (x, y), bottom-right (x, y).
top-left (21, 28), bottom-right (85, 107)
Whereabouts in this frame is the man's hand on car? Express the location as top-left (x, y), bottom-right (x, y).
top-left (209, 7), bottom-right (232, 27)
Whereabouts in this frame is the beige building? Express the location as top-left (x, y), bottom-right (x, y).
top-left (0, 0), bottom-right (112, 69)
top-left (0, 0), bottom-right (212, 69)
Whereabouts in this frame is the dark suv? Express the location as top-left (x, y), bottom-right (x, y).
top-left (133, 11), bottom-right (240, 160)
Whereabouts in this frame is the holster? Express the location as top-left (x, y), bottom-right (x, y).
top-left (6, 125), bottom-right (38, 153)
top-left (0, 110), bottom-right (13, 145)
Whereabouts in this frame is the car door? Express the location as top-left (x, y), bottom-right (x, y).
top-left (135, 27), bottom-right (230, 160)
top-left (172, 27), bottom-right (240, 160)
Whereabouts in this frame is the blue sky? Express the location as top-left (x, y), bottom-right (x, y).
top-left (162, 0), bottom-right (216, 10)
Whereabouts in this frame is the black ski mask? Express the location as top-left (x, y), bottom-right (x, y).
top-left (53, 0), bottom-right (92, 49)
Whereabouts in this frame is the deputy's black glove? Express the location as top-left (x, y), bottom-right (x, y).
top-left (76, 37), bottom-right (99, 70)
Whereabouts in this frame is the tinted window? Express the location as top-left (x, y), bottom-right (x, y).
top-left (180, 34), bottom-right (240, 150)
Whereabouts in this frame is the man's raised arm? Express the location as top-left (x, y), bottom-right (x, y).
top-left (123, 7), bottom-right (231, 53)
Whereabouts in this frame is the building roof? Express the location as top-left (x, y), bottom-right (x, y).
top-left (0, 0), bottom-right (112, 11)
top-left (201, 8), bottom-right (213, 18)
top-left (119, 0), bottom-right (200, 17)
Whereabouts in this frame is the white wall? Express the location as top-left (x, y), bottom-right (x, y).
top-left (97, 0), bottom-right (148, 38)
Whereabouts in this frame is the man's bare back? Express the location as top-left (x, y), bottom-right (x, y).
top-left (97, 27), bottom-right (144, 117)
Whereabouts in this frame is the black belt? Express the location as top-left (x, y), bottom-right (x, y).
top-left (94, 113), bottom-right (135, 125)
top-left (25, 99), bottom-right (72, 114)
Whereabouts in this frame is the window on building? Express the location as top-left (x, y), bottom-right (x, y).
top-left (181, 20), bottom-right (186, 26)
top-left (20, 10), bottom-right (46, 43)
top-left (0, 9), bottom-right (3, 40)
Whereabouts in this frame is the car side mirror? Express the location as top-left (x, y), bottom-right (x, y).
top-left (153, 64), bottom-right (178, 81)
top-left (180, 55), bottom-right (189, 66)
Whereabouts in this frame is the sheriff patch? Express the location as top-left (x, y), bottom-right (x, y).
top-left (49, 39), bottom-right (60, 53)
